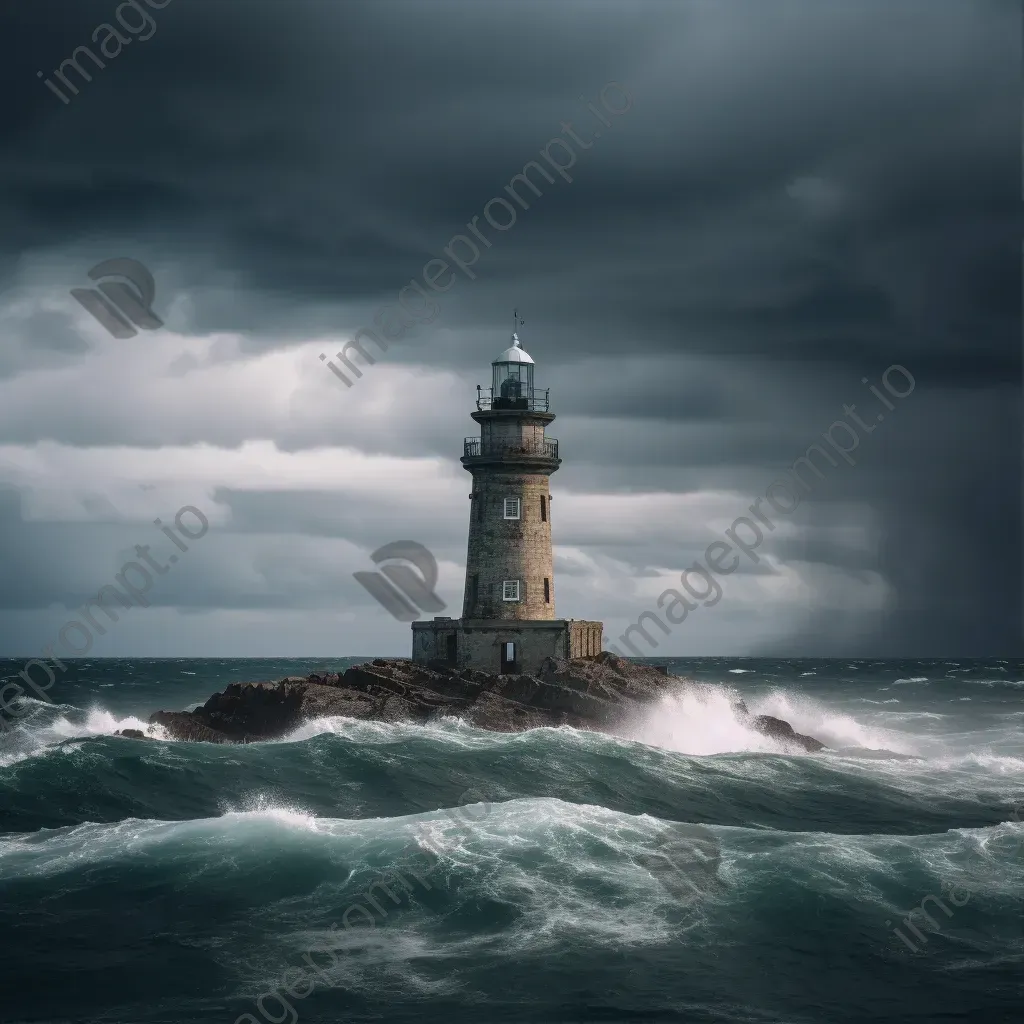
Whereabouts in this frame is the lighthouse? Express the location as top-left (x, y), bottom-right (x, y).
top-left (411, 327), bottom-right (603, 674)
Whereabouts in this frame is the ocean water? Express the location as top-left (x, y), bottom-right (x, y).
top-left (0, 656), bottom-right (1022, 1024)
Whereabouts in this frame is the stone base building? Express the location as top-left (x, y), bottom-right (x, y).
top-left (412, 617), bottom-right (603, 675)
top-left (412, 328), bottom-right (602, 675)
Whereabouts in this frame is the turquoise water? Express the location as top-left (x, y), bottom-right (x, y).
top-left (1, 657), bottom-right (1022, 1023)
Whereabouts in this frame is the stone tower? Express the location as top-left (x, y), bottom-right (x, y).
top-left (462, 332), bottom-right (557, 621)
top-left (411, 329), bottom-right (602, 675)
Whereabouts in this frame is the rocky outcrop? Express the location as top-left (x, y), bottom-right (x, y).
top-left (728, 699), bottom-right (824, 752)
top-left (147, 653), bottom-right (825, 751)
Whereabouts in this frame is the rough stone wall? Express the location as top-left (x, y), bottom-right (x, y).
top-left (463, 468), bottom-right (555, 620)
top-left (412, 619), bottom-right (605, 674)
top-left (456, 624), bottom-right (567, 673)
top-left (412, 620), bottom-right (570, 674)
top-left (480, 416), bottom-right (547, 449)
top-left (568, 620), bottom-right (604, 658)
top-left (411, 622), bottom-right (458, 664)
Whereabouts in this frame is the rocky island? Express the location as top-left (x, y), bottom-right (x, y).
top-left (142, 653), bottom-right (825, 752)
top-left (132, 341), bottom-right (823, 752)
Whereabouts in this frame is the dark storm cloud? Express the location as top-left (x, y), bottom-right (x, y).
top-left (0, 0), bottom-right (1017, 655)
top-left (2, 0), bottom-right (1011, 366)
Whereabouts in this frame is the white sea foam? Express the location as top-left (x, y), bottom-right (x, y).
top-left (75, 708), bottom-right (161, 738)
top-left (279, 713), bottom-right (495, 747)
top-left (0, 701), bottom-right (163, 765)
top-left (624, 687), bottom-right (797, 755)
top-left (221, 796), bottom-right (322, 832)
top-left (749, 690), bottom-right (918, 754)
top-left (29, 708), bottom-right (171, 743)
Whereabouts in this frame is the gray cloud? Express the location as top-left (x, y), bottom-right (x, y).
top-left (0, 0), bottom-right (1017, 657)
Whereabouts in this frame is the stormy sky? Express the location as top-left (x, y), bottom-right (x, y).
top-left (0, 0), bottom-right (1018, 658)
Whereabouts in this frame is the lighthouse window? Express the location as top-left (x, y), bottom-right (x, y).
top-left (502, 580), bottom-right (520, 601)
top-left (503, 497), bottom-right (521, 519)
top-left (540, 495), bottom-right (547, 522)
top-left (544, 577), bottom-right (550, 603)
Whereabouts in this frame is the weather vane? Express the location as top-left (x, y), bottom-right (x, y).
top-left (513, 308), bottom-right (525, 332)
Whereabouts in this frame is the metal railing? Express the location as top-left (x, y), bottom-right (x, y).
top-left (464, 437), bottom-right (559, 459)
top-left (475, 386), bottom-right (550, 412)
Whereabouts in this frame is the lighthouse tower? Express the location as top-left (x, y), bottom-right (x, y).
top-left (411, 327), bottom-right (602, 674)
top-left (463, 332), bottom-right (558, 622)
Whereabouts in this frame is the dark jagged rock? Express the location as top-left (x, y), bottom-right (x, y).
top-left (726, 698), bottom-right (823, 751)
top-left (749, 714), bottom-right (825, 752)
top-left (113, 728), bottom-right (148, 740)
top-left (148, 652), bottom-right (826, 752)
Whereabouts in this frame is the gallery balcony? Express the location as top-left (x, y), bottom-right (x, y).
top-left (463, 436), bottom-right (559, 460)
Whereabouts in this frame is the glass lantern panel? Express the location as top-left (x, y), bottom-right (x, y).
top-left (492, 360), bottom-right (534, 397)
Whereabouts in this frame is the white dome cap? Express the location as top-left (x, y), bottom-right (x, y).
top-left (493, 332), bottom-right (534, 364)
